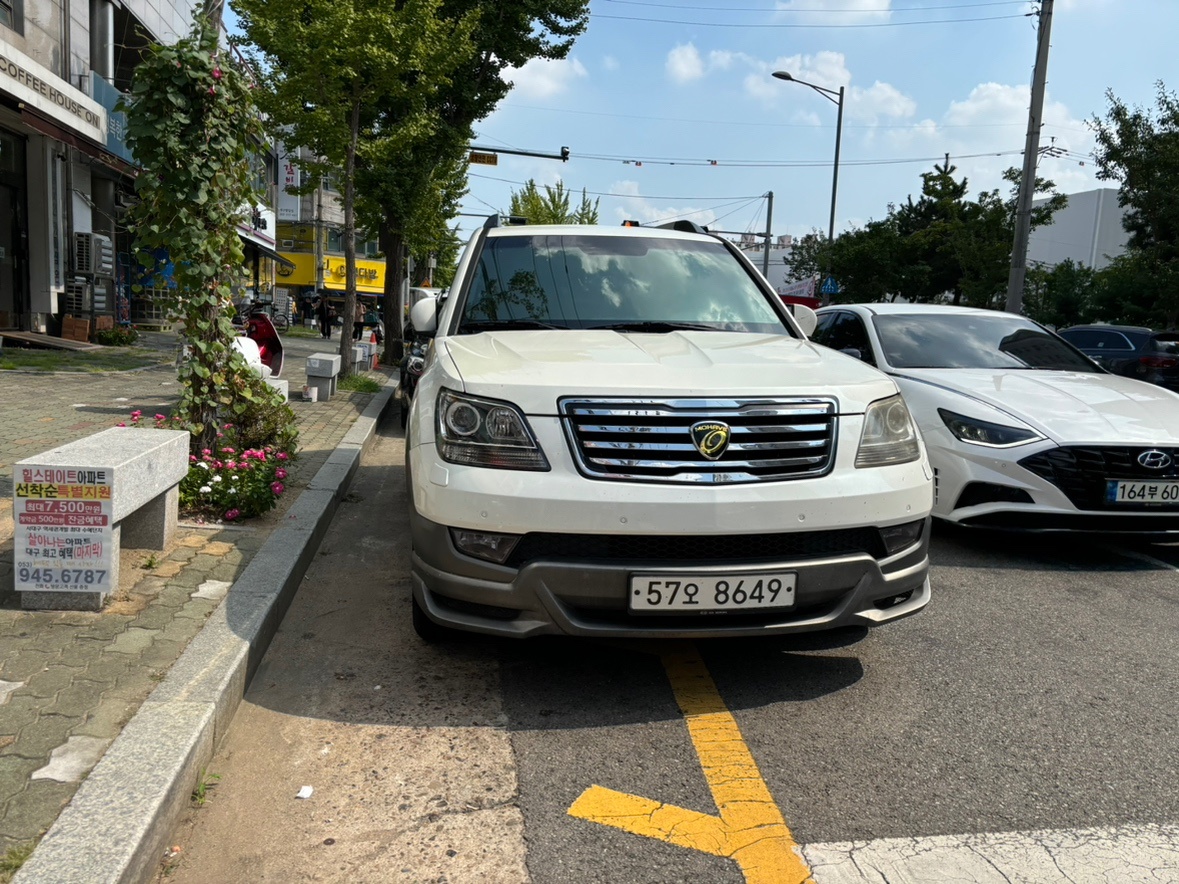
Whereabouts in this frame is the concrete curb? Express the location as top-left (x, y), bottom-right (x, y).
top-left (13, 382), bottom-right (397, 884)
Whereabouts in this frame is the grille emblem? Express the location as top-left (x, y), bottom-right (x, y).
top-left (1138, 449), bottom-right (1172, 470)
top-left (690, 421), bottom-right (731, 460)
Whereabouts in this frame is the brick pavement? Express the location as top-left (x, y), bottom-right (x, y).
top-left (0, 330), bottom-right (395, 861)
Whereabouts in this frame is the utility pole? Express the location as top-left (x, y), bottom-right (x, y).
top-left (762, 191), bottom-right (774, 277)
top-left (1005, 0), bottom-right (1054, 315)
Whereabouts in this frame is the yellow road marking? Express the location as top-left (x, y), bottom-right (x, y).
top-left (568, 646), bottom-right (813, 884)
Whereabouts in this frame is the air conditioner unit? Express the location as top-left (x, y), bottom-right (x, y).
top-left (74, 232), bottom-right (115, 277)
top-left (280, 239), bottom-right (295, 248)
top-left (64, 281), bottom-right (90, 314)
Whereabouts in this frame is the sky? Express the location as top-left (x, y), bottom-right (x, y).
top-left (449, 0), bottom-right (1177, 247)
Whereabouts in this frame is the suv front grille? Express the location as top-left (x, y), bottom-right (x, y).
top-left (504, 527), bottom-right (885, 568)
top-left (1019, 446), bottom-right (1179, 510)
top-left (560, 397), bottom-right (838, 484)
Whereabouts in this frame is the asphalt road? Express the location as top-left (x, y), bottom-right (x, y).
top-left (157, 415), bottom-right (1179, 883)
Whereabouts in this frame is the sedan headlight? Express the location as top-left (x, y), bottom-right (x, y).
top-left (938, 408), bottom-right (1042, 448)
top-left (436, 389), bottom-right (550, 470)
top-left (856, 394), bottom-right (921, 468)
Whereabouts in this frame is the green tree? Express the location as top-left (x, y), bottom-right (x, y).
top-left (233, 0), bottom-right (473, 375)
top-left (1091, 82), bottom-right (1179, 326)
top-left (508, 179), bottom-right (599, 224)
top-left (363, 0), bottom-right (589, 349)
top-left (123, 17), bottom-right (291, 453)
top-left (1023, 259), bottom-right (1098, 328)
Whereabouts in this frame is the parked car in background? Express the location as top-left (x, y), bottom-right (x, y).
top-left (404, 218), bottom-right (934, 641)
top-left (813, 304), bottom-right (1179, 535)
top-left (1057, 324), bottom-right (1179, 392)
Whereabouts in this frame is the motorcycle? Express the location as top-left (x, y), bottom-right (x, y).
top-left (398, 335), bottom-right (427, 428)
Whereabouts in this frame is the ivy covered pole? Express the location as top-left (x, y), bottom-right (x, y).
top-left (122, 17), bottom-right (283, 453)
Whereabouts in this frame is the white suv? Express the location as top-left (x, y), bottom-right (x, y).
top-left (405, 219), bottom-right (933, 639)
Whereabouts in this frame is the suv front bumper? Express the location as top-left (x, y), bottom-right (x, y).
top-left (410, 512), bottom-right (931, 639)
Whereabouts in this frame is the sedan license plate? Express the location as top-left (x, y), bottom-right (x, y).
top-left (1106, 479), bottom-right (1179, 505)
top-left (629, 572), bottom-right (796, 613)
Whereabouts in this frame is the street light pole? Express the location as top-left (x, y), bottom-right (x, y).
top-left (773, 71), bottom-right (845, 305)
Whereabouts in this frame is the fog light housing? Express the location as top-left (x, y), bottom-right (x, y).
top-left (879, 518), bottom-right (926, 555)
top-left (450, 529), bottom-right (522, 564)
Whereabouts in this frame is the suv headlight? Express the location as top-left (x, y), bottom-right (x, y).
top-left (856, 394), bottom-right (921, 468)
top-left (938, 408), bottom-right (1042, 447)
top-left (436, 389), bottom-right (550, 471)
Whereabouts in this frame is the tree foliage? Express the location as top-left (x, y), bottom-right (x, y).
top-left (788, 161), bottom-right (1065, 308)
top-left (508, 179), bottom-right (599, 224)
top-left (123, 17), bottom-right (292, 453)
top-left (232, 0), bottom-right (475, 374)
top-left (1091, 82), bottom-right (1179, 326)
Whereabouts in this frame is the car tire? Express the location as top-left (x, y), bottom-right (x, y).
top-left (412, 594), bottom-right (455, 643)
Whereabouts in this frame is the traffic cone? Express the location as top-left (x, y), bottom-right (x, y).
top-left (369, 330), bottom-right (379, 369)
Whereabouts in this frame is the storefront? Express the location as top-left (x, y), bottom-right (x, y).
top-left (275, 252), bottom-right (387, 322)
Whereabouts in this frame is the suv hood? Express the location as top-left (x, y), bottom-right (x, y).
top-left (896, 368), bottom-right (1179, 443)
top-left (440, 330), bottom-right (896, 414)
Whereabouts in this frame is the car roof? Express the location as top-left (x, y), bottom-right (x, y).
top-left (1060, 324), bottom-right (1153, 333)
top-left (484, 223), bottom-right (715, 243)
top-left (818, 303), bottom-right (1007, 319)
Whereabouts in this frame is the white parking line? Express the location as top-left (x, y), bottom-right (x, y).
top-left (802, 823), bottom-right (1179, 883)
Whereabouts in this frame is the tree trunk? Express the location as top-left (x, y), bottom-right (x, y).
top-left (338, 95), bottom-right (361, 376)
top-left (379, 220), bottom-right (404, 363)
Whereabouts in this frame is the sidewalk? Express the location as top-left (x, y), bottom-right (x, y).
top-left (0, 330), bottom-right (396, 878)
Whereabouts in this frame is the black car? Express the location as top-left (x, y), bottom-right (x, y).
top-left (1058, 324), bottom-right (1179, 391)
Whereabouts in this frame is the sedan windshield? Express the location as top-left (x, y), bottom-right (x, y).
top-left (873, 313), bottom-right (1103, 372)
top-left (456, 234), bottom-right (792, 336)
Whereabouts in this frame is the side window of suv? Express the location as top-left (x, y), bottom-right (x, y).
top-left (819, 312), bottom-right (876, 366)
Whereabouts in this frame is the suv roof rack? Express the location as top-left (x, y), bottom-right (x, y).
top-left (653, 220), bottom-right (710, 234)
top-left (484, 214), bottom-right (529, 229)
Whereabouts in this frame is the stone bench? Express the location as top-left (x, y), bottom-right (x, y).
top-left (12, 427), bottom-right (190, 611)
top-left (306, 352), bottom-right (341, 402)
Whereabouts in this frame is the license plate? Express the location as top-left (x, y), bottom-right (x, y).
top-left (1105, 480), bottom-right (1179, 505)
top-left (629, 572), bottom-right (796, 613)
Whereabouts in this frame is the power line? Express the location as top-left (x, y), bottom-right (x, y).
top-left (570, 149), bottom-right (1025, 168)
top-left (467, 172), bottom-right (764, 201)
top-left (589, 11), bottom-right (1026, 27)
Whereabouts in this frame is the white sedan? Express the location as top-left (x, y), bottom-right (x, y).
top-left (813, 303), bottom-right (1179, 533)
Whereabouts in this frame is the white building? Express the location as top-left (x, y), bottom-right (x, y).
top-left (1027, 187), bottom-right (1128, 271)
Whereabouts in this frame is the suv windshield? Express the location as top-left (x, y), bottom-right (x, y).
top-left (456, 234), bottom-right (792, 336)
top-left (873, 313), bottom-right (1102, 372)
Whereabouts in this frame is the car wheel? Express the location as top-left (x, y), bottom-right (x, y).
top-left (412, 594), bottom-right (455, 643)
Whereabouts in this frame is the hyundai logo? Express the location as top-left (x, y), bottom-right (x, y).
top-left (1137, 449), bottom-right (1173, 470)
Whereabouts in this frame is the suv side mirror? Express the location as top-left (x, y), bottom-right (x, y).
top-left (410, 297), bottom-right (439, 337)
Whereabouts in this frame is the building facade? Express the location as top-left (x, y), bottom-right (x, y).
top-left (1027, 187), bottom-right (1129, 271)
top-left (0, 1), bottom-right (284, 334)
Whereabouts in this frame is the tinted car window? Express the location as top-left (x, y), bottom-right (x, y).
top-left (458, 235), bottom-right (792, 335)
top-left (873, 313), bottom-right (1102, 372)
top-left (811, 311), bottom-right (837, 346)
top-left (1059, 329), bottom-right (1134, 351)
top-left (816, 311), bottom-right (875, 366)
top-left (1150, 336), bottom-right (1179, 355)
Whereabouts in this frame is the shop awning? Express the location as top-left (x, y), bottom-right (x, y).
top-left (240, 235), bottom-right (296, 269)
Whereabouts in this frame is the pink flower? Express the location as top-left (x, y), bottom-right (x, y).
top-left (130, 410), bottom-right (142, 419)
top-left (215, 461), bottom-right (224, 469)
top-left (275, 468), bottom-right (287, 480)
top-left (224, 508), bottom-right (241, 521)
top-left (189, 455), bottom-right (197, 463)
top-left (212, 67), bottom-right (223, 80)
top-left (221, 447), bottom-right (235, 454)
top-left (207, 86), bottom-right (216, 95)
top-left (276, 452), bottom-right (289, 461)
top-left (226, 461), bottom-right (237, 470)
top-left (202, 449), bottom-right (212, 457)
top-left (155, 413), bottom-right (166, 421)
top-left (271, 482), bottom-right (285, 496)
top-left (116, 422), bottom-right (126, 427)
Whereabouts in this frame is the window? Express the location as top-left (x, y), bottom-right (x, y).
top-left (0, 0), bottom-right (19, 32)
top-left (812, 312), bottom-right (874, 365)
top-left (458, 234), bottom-right (793, 335)
top-left (1060, 329), bottom-right (1134, 351)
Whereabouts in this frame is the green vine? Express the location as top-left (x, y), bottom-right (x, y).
top-left (121, 17), bottom-right (292, 453)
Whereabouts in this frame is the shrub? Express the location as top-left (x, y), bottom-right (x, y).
top-left (95, 326), bottom-right (140, 346)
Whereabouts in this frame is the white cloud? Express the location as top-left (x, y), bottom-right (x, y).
top-left (666, 44), bottom-right (705, 83)
top-left (774, 0), bottom-right (890, 26)
top-left (606, 181), bottom-right (718, 228)
top-left (747, 51), bottom-right (914, 124)
top-left (503, 56), bottom-right (588, 99)
top-left (603, 56), bottom-right (619, 72)
top-left (850, 81), bottom-right (916, 123)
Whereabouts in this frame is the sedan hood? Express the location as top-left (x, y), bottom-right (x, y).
top-left (896, 368), bottom-right (1179, 443)
top-left (439, 330), bottom-right (896, 414)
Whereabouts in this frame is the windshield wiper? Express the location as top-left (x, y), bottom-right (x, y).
top-left (588, 321), bottom-right (718, 333)
top-left (460, 319), bottom-right (568, 332)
